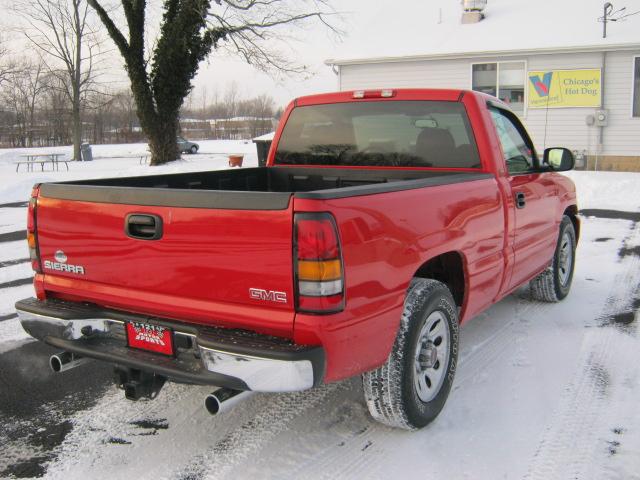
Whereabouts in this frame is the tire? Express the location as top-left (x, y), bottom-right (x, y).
top-left (362, 279), bottom-right (459, 430)
top-left (190, 145), bottom-right (198, 154)
top-left (530, 215), bottom-right (576, 302)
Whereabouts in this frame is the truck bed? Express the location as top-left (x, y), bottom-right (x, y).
top-left (39, 167), bottom-right (492, 210)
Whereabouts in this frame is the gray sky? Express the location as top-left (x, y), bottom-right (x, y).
top-left (190, 0), bottom-right (368, 108)
top-left (4, 0), bottom-right (636, 109)
top-left (0, 0), bottom-right (373, 109)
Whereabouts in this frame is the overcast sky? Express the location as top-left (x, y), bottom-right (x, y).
top-left (190, 0), bottom-right (370, 108)
top-left (0, 0), bottom-right (382, 109)
top-left (2, 0), bottom-right (638, 110)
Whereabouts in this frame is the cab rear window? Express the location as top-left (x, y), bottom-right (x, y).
top-left (274, 101), bottom-right (481, 168)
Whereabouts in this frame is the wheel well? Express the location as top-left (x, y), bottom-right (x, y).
top-left (564, 205), bottom-right (580, 241)
top-left (414, 252), bottom-right (465, 307)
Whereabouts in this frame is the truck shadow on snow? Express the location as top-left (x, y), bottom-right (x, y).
top-left (584, 209), bottom-right (640, 332)
top-left (0, 341), bottom-right (112, 478)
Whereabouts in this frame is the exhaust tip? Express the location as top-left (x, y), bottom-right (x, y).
top-left (49, 351), bottom-right (89, 373)
top-left (50, 355), bottom-right (63, 373)
top-left (204, 394), bottom-right (221, 415)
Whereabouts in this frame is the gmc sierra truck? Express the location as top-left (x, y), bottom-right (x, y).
top-left (16, 89), bottom-right (578, 430)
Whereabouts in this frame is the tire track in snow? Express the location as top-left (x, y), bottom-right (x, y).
top-left (308, 430), bottom-right (385, 480)
top-left (281, 420), bottom-right (385, 480)
top-left (454, 295), bottom-right (548, 389)
top-left (525, 220), bottom-right (640, 480)
top-left (262, 219), bottom-right (632, 480)
top-left (0, 258), bottom-right (29, 269)
top-left (173, 382), bottom-right (348, 480)
top-left (0, 277), bottom-right (33, 290)
top-left (524, 331), bottom-right (619, 480)
top-left (0, 201), bottom-right (28, 209)
top-left (0, 230), bottom-right (26, 244)
top-left (272, 294), bottom-right (554, 480)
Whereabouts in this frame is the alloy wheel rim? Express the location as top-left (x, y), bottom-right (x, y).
top-left (414, 310), bottom-right (450, 403)
top-left (558, 231), bottom-right (573, 286)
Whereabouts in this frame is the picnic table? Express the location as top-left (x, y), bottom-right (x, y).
top-left (15, 153), bottom-right (69, 172)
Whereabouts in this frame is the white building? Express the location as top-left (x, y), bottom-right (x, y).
top-left (326, 0), bottom-right (640, 171)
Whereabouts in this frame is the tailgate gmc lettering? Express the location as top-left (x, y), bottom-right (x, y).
top-left (249, 288), bottom-right (287, 303)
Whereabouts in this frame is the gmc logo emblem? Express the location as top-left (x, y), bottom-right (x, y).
top-left (249, 288), bottom-right (287, 304)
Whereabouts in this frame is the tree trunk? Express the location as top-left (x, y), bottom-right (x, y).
top-left (126, 57), bottom-right (180, 166)
top-left (73, 0), bottom-right (83, 162)
top-left (147, 118), bottom-right (180, 166)
top-left (72, 92), bottom-right (82, 161)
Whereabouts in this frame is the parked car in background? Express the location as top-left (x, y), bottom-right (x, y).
top-left (177, 136), bottom-right (199, 154)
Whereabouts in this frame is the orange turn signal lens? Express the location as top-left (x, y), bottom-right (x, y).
top-left (298, 259), bottom-right (342, 282)
top-left (27, 232), bottom-right (37, 249)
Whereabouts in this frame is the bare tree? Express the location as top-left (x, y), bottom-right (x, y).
top-left (223, 81), bottom-right (240, 121)
top-left (3, 60), bottom-right (49, 146)
top-left (115, 88), bottom-right (138, 137)
top-left (43, 75), bottom-right (74, 146)
top-left (87, 0), bottom-right (336, 165)
top-left (0, 49), bottom-right (17, 87)
top-left (17, 0), bottom-right (105, 160)
top-left (246, 93), bottom-right (274, 137)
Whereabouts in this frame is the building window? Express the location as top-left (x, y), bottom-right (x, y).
top-left (634, 57), bottom-right (640, 117)
top-left (472, 62), bottom-right (526, 114)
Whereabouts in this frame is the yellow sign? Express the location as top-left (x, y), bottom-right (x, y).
top-left (528, 69), bottom-right (601, 108)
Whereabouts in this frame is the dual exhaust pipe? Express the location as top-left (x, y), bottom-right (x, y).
top-left (50, 350), bottom-right (250, 416)
top-left (204, 388), bottom-right (251, 416)
top-left (49, 351), bottom-right (90, 373)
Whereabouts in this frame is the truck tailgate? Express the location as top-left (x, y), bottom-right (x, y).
top-left (35, 195), bottom-right (296, 337)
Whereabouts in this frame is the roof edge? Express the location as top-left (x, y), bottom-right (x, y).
top-left (325, 42), bottom-right (640, 67)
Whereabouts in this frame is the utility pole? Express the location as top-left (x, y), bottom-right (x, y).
top-left (603, 2), bottom-right (613, 38)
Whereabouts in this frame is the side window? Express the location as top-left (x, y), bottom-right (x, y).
top-left (489, 107), bottom-right (537, 174)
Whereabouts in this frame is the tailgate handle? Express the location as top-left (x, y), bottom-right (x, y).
top-left (125, 214), bottom-right (163, 240)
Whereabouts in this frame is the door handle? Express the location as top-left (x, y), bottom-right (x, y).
top-left (515, 192), bottom-right (526, 209)
top-left (125, 214), bottom-right (163, 240)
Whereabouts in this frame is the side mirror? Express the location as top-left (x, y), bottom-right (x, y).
top-left (543, 147), bottom-right (575, 172)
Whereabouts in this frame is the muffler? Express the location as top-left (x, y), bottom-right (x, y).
top-left (204, 388), bottom-right (251, 416)
top-left (49, 351), bottom-right (91, 373)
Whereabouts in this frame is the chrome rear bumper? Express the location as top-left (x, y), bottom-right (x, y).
top-left (16, 298), bottom-right (324, 392)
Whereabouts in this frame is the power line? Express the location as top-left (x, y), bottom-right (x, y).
top-left (599, 3), bottom-right (639, 38)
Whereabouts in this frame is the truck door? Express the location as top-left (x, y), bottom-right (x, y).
top-left (488, 106), bottom-right (559, 291)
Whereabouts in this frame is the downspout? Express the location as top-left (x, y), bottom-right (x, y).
top-left (596, 51), bottom-right (607, 171)
top-left (600, 51), bottom-right (606, 145)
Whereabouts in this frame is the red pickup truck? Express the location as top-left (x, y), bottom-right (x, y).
top-left (16, 89), bottom-right (578, 430)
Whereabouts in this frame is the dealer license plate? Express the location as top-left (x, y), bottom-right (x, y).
top-left (126, 322), bottom-right (174, 356)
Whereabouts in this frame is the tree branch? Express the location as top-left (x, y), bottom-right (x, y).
top-left (87, 0), bottom-right (130, 56)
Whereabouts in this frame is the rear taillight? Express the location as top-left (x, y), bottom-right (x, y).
top-left (27, 184), bottom-right (41, 273)
top-left (294, 213), bottom-right (344, 314)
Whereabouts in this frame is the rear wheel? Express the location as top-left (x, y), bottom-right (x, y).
top-left (362, 279), bottom-right (459, 430)
top-left (530, 215), bottom-right (576, 302)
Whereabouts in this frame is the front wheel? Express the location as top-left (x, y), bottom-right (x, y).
top-left (190, 145), bottom-right (198, 154)
top-left (362, 279), bottom-right (459, 430)
top-left (530, 215), bottom-right (576, 302)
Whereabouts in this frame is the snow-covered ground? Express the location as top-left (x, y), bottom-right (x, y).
top-left (0, 140), bottom-right (258, 205)
top-left (0, 143), bottom-right (638, 479)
